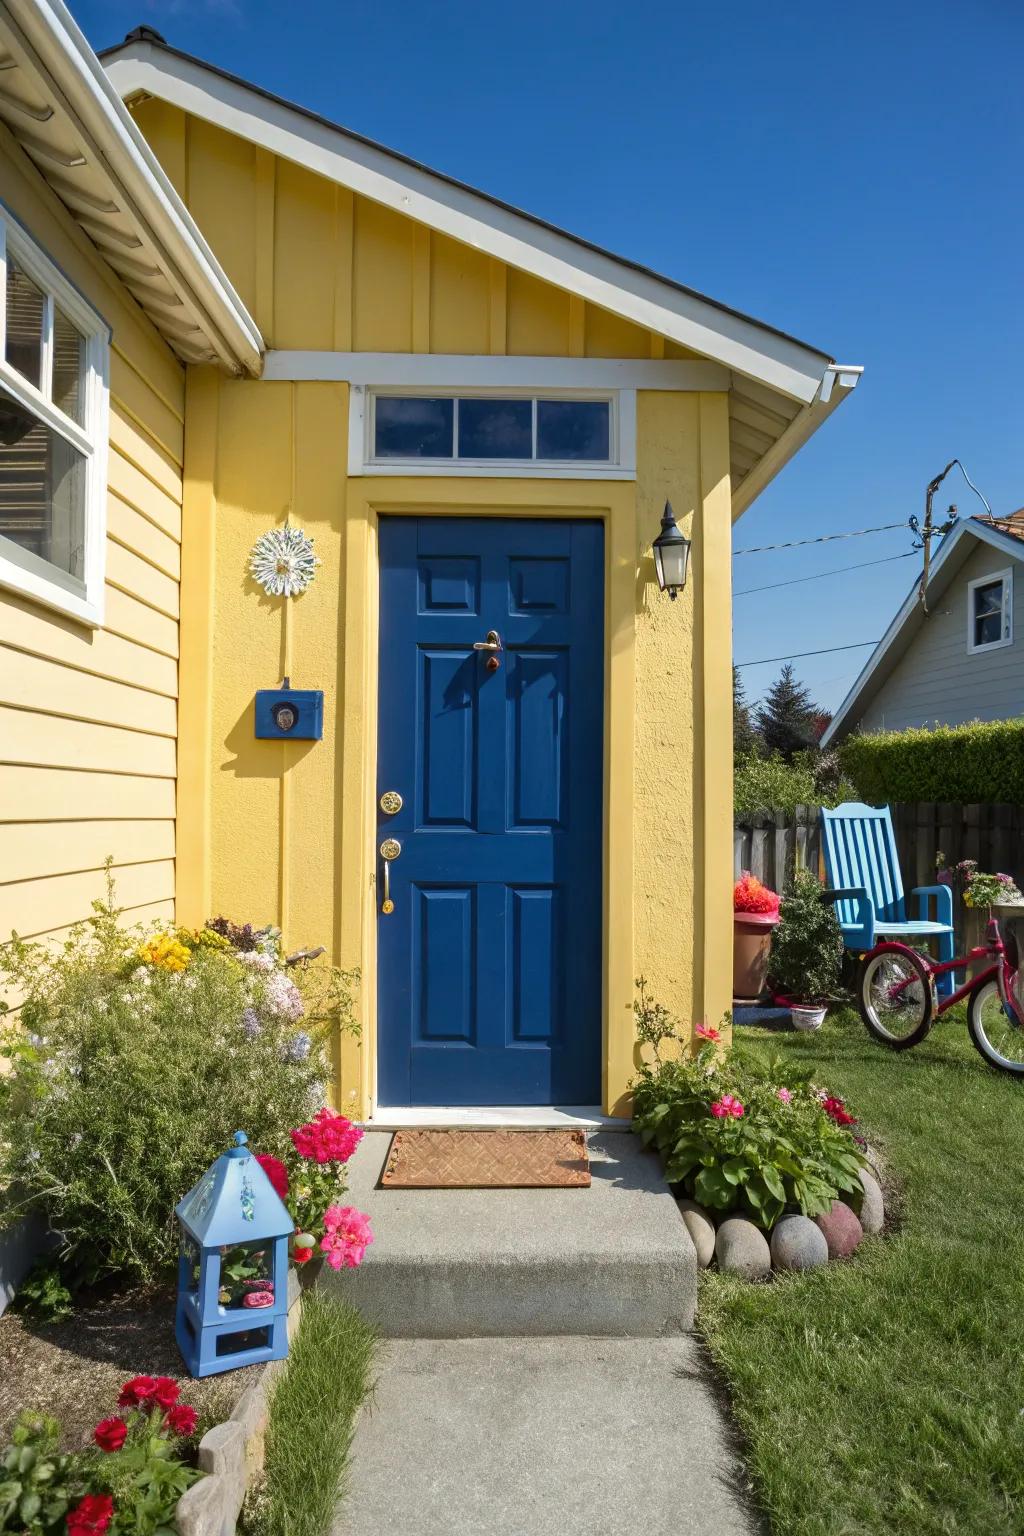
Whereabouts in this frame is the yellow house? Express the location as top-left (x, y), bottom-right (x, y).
top-left (0, 3), bottom-right (861, 1119)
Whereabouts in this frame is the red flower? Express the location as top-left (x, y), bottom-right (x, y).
top-left (255, 1153), bottom-right (290, 1200)
top-left (290, 1109), bottom-right (363, 1165)
top-left (292, 1246), bottom-right (312, 1265)
top-left (149, 1376), bottom-right (180, 1409)
top-left (822, 1095), bottom-right (857, 1128)
top-left (67, 1495), bottom-right (114, 1536)
top-left (695, 1023), bottom-right (721, 1042)
top-left (165, 1403), bottom-right (198, 1438)
top-left (733, 872), bottom-right (780, 916)
top-left (93, 1417), bottom-right (128, 1453)
top-left (117, 1376), bottom-right (155, 1408)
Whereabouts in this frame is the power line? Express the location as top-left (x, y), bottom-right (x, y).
top-left (734, 550), bottom-right (915, 597)
top-left (735, 639), bottom-right (880, 667)
top-left (733, 521), bottom-right (906, 556)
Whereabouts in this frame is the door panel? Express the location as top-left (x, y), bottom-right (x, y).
top-left (377, 516), bottom-right (603, 1106)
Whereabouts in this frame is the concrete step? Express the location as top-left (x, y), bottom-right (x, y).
top-left (328, 1131), bottom-right (696, 1337)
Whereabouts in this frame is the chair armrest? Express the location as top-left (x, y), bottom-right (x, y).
top-left (820, 886), bottom-right (875, 948)
top-left (912, 884), bottom-right (953, 928)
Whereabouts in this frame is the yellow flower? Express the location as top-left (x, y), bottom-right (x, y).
top-left (137, 933), bottom-right (191, 972)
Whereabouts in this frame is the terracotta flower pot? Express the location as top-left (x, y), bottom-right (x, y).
top-left (733, 912), bottom-right (779, 1002)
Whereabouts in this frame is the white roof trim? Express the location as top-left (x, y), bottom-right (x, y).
top-left (102, 38), bottom-right (835, 404)
top-left (7, 0), bottom-right (263, 374)
top-left (732, 365), bottom-right (862, 519)
top-left (821, 518), bottom-right (1024, 746)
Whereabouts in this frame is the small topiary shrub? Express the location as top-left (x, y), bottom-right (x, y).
top-left (838, 718), bottom-right (1024, 803)
top-left (0, 874), bottom-right (358, 1288)
top-left (769, 869), bottom-right (845, 1004)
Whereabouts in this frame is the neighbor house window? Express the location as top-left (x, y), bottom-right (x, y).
top-left (967, 568), bottom-right (1013, 654)
top-left (369, 393), bottom-right (615, 467)
top-left (0, 209), bottom-right (109, 625)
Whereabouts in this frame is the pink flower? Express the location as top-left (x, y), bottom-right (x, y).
top-left (243, 1290), bottom-right (275, 1308)
top-left (291, 1109), bottom-right (363, 1165)
top-left (695, 1023), bottom-right (721, 1043)
top-left (776, 1088), bottom-right (792, 1104)
top-left (255, 1153), bottom-right (289, 1200)
top-left (711, 1094), bottom-right (744, 1119)
top-left (319, 1207), bottom-right (373, 1270)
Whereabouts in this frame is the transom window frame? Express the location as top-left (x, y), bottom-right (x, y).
top-left (966, 566), bottom-right (1013, 656)
top-left (0, 205), bottom-right (111, 626)
top-left (349, 382), bottom-right (636, 480)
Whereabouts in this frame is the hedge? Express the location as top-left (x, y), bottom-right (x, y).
top-left (838, 719), bottom-right (1024, 804)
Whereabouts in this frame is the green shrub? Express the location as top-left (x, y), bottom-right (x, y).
top-left (839, 718), bottom-right (1024, 803)
top-left (632, 1040), bottom-right (865, 1230)
top-left (734, 751), bottom-right (856, 820)
top-left (768, 869), bottom-right (845, 1004)
top-left (0, 880), bottom-right (358, 1287)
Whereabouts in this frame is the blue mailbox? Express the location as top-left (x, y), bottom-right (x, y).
top-left (255, 686), bottom-right (323, 740)
top-left (175, 1131), bottom-right (293, 1378)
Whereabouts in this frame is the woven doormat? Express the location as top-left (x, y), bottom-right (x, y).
top-left (380, 1128), bottom-right (591, 1189)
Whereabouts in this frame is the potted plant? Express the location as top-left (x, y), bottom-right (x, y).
top-left (733, 873), bottom-right (781, 1002)
top-left (769, 869), bottom-right (844, 1030)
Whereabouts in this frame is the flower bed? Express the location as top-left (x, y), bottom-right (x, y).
top-left (633, 1025), bottom-right (884, 1277)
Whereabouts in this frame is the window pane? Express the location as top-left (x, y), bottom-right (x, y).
top-left (52, 306), bottom-right (85, 424)
top-left (974, 580), bottom-right (1004, 646)
top-left (536, 400), bottom-right (610, 461)
top-left (0, 385), bottom-right (86, 581)
top-left (374, 396), bottom-right (453, 458)
top-left (457, 398), bottom-right (532, 459)
top-left (5, 258), bottom-right (44, 389)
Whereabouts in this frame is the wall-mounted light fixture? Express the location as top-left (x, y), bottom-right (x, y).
top-left (652, 501), bottom-right (691, 600)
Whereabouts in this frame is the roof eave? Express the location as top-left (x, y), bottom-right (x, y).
top-left (9, 0), bottom-right (263, 375)
top-left (731, 365), bottom-right (863, 520)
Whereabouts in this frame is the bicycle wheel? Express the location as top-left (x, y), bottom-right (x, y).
top-left (967, 977), bottom-right (1024, 1075)
top-left (858, 945), bottom-right (934, 1049)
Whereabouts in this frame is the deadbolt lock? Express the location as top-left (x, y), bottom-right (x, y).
top-left (379, 790), bottom-right (403, 815)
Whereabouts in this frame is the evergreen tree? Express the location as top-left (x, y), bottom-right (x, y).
top-left (733, 665), bottom-right (759, 761)
top-left (755, 663), bottom-right (818, 762)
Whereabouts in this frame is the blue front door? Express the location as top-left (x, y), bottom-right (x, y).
top-left (376, 517), bottom-right (604, 1106)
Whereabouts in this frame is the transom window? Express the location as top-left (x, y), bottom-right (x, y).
top-left (0, 208), bottom-right (109, 625)
top-left (369, 392), bottom-right (614, 467)
top-left (967, 568), bottom-right (1013, 654)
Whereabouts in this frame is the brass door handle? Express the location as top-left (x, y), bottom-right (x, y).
top-left (472, 630), bottom-right (503, 652)
top-left (380, 838), bottom-right (400, 915)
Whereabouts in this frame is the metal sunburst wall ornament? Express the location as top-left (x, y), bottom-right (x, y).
top-left (248, 526), bottom-right (320, 597)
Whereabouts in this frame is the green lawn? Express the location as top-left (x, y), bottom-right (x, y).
top-left (700, 1006), bottom-right (1024, 1536)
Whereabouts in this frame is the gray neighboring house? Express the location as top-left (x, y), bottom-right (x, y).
top-left (822, 512), bottom-right (1024, 745)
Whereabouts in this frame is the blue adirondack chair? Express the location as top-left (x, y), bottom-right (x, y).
top-left (819, 803), bottom-right (957, 996)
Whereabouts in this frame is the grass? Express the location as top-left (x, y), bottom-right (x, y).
top-left (700, 1006), bottom-right (1024, 1536)
top-left (246, 1289), bottom-right (376, 1536)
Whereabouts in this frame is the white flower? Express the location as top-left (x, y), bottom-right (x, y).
top-left (264, 970), bottom-right (304, 1022)
top-left (248, 526), bottom-right (319, 597)
top-left (240, 951), bottom-right (275, 973)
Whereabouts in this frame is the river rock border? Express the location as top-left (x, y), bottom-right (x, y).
top-left (175, 1271), bottom-right (302, 1536)
top-left (678, 1163), bottom-right (886, 1280)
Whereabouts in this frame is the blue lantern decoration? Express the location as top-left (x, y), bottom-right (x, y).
top-left (175, 1131), bottom-right (294, 1378)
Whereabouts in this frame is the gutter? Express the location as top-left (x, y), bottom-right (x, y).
top-left (732, 364), bottom-right (863, 519)
top-left (4, 0), bottom-right (264, 375)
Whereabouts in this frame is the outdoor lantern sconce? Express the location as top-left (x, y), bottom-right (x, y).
top-left (175, 1130), bottom-right (293, 1378)
top-left (652, 501), bottom-right (691, 600)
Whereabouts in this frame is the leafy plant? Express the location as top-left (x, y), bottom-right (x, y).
top-left (734, 750), bottom-right (856, 820)
top-left (0, 1413), bottom-right (81, 1536)
top-left (10, 1261), bottom-right (73, 1324)
top-left (769, 869), bottom-right (845, 1004)
top-left (0, 875), bottom-right (359, 1287)
top-left (632, 1036), bottom-right (866, 1230)
top-left (633, 976), bottom-right (681, 1064)
top-left (839, 718), bottom-right (1024, 803)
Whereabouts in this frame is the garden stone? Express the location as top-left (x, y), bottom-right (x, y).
top-left (857, 1167), bottom-right (885, 1234)
top-left (174, 1474), bottom-right (225, 1536)
top-left (815, 1199), bottom-right (864, 1258)
top-left (715, 1217), bottom-right (770, 1279)
top-left (770, 1214), bottom-right (828, 1272)
top-left (676, 1198), bottom-right (715, 1267)
top-left (198, 1419), bottom-right (247, 1534)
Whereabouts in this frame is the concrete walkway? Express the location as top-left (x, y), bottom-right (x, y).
top-left (336, 1336), bottom-right (756, 1536)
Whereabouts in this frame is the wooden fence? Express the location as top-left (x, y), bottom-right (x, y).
top-left (735, 803), bottom-right (1024, 944)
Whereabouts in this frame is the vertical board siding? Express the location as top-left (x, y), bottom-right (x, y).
top-left (0, 137), bottom-right (183, 954)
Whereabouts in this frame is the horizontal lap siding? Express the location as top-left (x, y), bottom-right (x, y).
top-left (0, 134), bottom-right (183, 953)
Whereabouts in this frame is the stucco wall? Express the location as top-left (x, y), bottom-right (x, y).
top-left (860, 541), bottom-right (1024, 732)
top-left (0, 131), bottom-right (182, 951)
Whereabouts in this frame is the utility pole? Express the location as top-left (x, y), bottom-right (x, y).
top-left (910, 462), bottom-right (963, 616)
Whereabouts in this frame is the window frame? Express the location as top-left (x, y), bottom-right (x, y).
top-left (0, 206), bottom-right (110, 626)
top-left (351, 384), bottom-right (636, 479)
top-left (966, 566), bottom-right (1013, 656)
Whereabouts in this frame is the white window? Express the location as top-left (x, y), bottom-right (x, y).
top-left (0, 208), bottom-right (110, 625)
top-left (967, 567), bottom-right (1013, 655)
top-left (352, 385), bottom-right (634, 478)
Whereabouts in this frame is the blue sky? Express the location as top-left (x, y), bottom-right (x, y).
top-left (76, 0), bottom-right (1024, 712)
